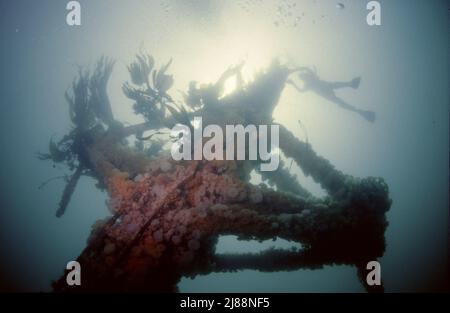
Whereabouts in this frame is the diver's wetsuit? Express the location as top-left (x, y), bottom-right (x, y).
top-left (289, 68), bottom-right (375, 122)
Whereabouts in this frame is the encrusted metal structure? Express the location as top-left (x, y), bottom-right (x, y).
top-left (40, 56), bottom-right (391, 293)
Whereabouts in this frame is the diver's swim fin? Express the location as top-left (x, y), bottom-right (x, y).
top-left (351, 77), bottom-right (361, 89)
top-left (360, 110), bottom-right (376, 123)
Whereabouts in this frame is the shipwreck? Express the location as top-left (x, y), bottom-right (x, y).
top-left (38, 54), bottom-right (391, 293)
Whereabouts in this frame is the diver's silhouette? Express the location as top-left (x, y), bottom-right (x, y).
top-left (288, 67), bottom-right (375, 122)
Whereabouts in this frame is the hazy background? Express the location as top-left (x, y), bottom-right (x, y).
top-left (0, 0), bottom-right (448, 292)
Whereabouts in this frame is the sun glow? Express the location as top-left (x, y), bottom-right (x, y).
top-left (222, 75), bottom-right (237, 97)
top-left (116, 4), bottom-right (281, 122)
top-left (190, 25), bottom-right (277, 97)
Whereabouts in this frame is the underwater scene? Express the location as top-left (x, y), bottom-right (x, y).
top-left (0, 0), bottom-right (448, 293)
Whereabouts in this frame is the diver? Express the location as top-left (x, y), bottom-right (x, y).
top-left (287, 67), bottom-right (376, 122)
top-left (184, 62), bottom-right (244, 110)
